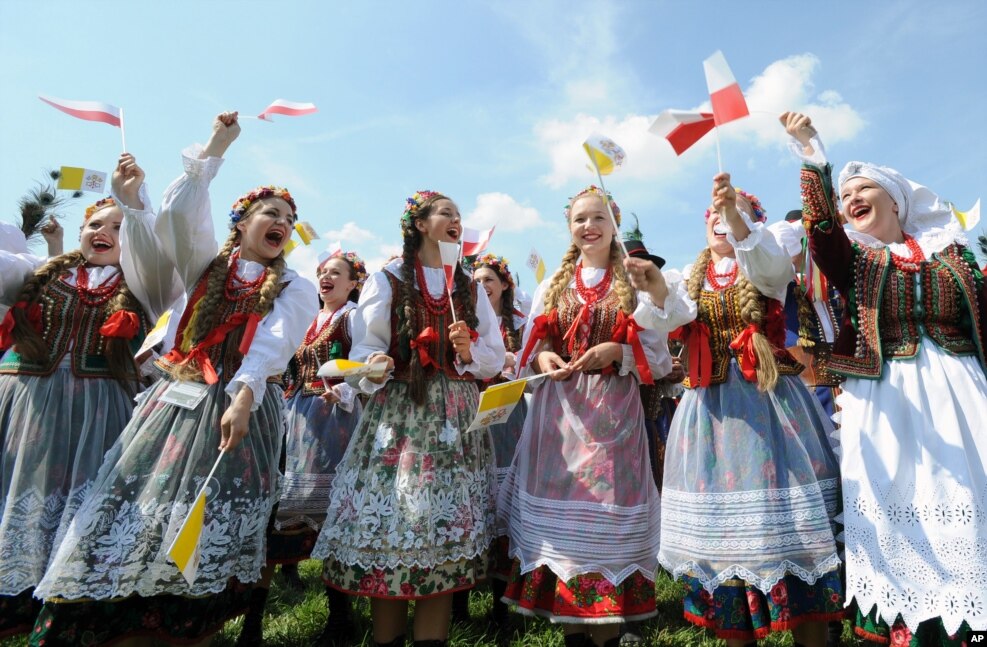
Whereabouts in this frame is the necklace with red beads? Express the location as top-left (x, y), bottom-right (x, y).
top-left (889, 233), bottom-right (925, 273)
top-left (574, 262), bottom-right (613, 304)
top-left (225, 251), bottom-right (267, 301)
top-left (415, 258), bottom-right (451, 315)
top-left (705, 259), bottom-right (738, 290)
top-left (75, 265), bottom-right (122, 307)
top-left (303, 303), bottom-right (347, 345)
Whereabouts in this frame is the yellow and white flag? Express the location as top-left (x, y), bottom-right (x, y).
top-left (134, 309), bottom-right (173, 359)
top-left (57, 166), bottom-right (106, 193)
top-left (526, 248), bottom-right (546, 284)
top-left (294, 221), bottom-right (319, 245)
top-left (318, 359), bottom-right (388, 380)
top-left (466, 379), bottom-right (528, 432)
top-left (583, 134), bottom-right (626, 176)
top-left (952, 198), bottom-right (981, 231)
top-left (167, 451), bottom-right (225, 586)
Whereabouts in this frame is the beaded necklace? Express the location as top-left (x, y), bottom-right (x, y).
top-left (705, 259), bottom-right (739, 290)
top-left (75, 265), bottom-right (122, 307)
top-left (303, 304), bottom-right (346, 345)
top-left (889, 233), bottom-right (925, 273)
top-left (224, 251), bottom-right (267, 301)
top-left (574, 263), bottom-right (613, 304)
top-left (415, 258), bottom-right (451, 315)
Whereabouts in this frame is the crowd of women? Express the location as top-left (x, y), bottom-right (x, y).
top-left (0, 109), bottom-right (984, 647)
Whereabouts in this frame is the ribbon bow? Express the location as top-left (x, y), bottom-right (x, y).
top-left (0, 301), bottom-right (42, 350)
top-left (611, 312), bottom-right (654, 385)
top-left (670, 320), bottom-right (713, 388)
top-left (99, 310), bottom-right (141, 340)
top-left (562, 303), bottom-right (592, 358)
top-left (729, 323), bottom-right (760, 383)
top-left (411, 326), bottom-right (439, 369)
top-left (518, 313), bottom-right (553, 371)
top-left (163, 311), bottom-right (261, 385)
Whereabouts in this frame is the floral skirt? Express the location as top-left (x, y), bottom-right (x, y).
top-left (0, 370), bottom-right (135, 597)
top-left (680, 570), bottom-right (845, 640)
top-left (851, 601), bottom-right (973, 646)
top-left (658, 364), bottom-right (842, 595)
top-left (34, 377), bottom-right (285, 602)
top-left (313, 376), bottom-right (496, 599)
top-left (501, 561), bottom-right (656, 624)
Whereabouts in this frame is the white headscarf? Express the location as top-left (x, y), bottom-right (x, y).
top-left (838, 161), bottom-right (955, 235)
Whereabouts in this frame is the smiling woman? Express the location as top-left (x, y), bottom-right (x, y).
top-left (29, 112), bottom-right (318, 647)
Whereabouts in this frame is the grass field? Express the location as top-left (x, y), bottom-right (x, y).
top-left (2, 561), bottom-right (861, 646)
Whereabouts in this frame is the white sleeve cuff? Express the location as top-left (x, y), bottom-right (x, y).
top-left (181, 144), bottom-right (225, 180)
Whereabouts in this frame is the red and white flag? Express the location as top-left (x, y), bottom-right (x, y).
top-left (461, 226), bottom-right (494, 256)
top-left (649, 110), bottom-right (716, 155)
top-left (702, 51), bottom-right (749, 126)
top-left (39, 95), bottom-right (121, 127)
top-left (438, 241), bottom-right (461, 291)
top-left (257, 99), bottom-right (317, 121)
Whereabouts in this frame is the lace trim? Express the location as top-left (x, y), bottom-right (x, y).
top-left (0, 487), bottom-right (70, 594)
top-left (180, 144), bottom-right (225, 179)
top-left (663, 553), bottom-right (842, 595)
top-left (507, 550), bottom-right (658, 587)
top-left (661, 480), bottom-right (839, 505)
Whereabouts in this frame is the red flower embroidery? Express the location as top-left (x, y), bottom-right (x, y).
top-left (769, 580), bottom-right (789, 606)
top-left (746, 590), bottom-right (761, 613)
top-left (890, 625), bottom-right (913, 646)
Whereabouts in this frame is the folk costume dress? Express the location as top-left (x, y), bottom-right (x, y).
top-left (31, 144), bottom-right (316, 646)
top-left (0, 186), bottom-right (168, 640)
top-left (497, 265), bottom-right (670, 624)
top-left (269, 302), bottom-right (362, 563)
top-left (638, 215), bottom-right (844, 640)
top-left (797, 141), bottom-right (987, 645)
top-left (312, 258), bottom-right (506, 599)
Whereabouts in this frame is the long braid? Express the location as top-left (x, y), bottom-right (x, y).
top-left (687, 248), bottom-right (712, 302)
top-left (542, 243), bottom-right (580, 313)
top-left (736, 273), bottom-right (779, 392)
top-left (499, 282), bottom-right (520, 352)
top-left (102, 277), bottom-right (144, 393)
top-left (452, 262), bottom-right (479, 331)
top-left (10, 250), bottom-right (86, 361)
top-left (609, 240), bottom-right (637, 315)
top-left (397, 229), bottom-right (425, 404)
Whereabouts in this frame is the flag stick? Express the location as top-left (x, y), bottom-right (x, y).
top-left (119, 108), bottom-right (127, 153)
top-left (195, 449), bottom-right (227, 502)
top-left (239, 115), bottom-right (264, 120)
top-left (586, 157), bottom-right (630, 258)
top-left (713, 125), bottom-right (723, 174)
top-left (447, 241), bottom-right (460, 323)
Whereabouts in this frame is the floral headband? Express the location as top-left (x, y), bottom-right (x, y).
top-left (401, 190), bottom-right (443, 227)
top-left (564, 185), bottom-right (621, 226)
top-left (704, 188), bottom-right (766, 222)
top-left (229, 186), bottom-right (297, 228)
top-left (472, 253), bottom-right (514, 287)
top-left (84, 197), bottom-right (116, 221)
top-left (318, 249), bottom-right (368, 290)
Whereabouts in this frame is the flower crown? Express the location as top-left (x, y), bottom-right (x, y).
top-left (704, 188), bottom-right (766, 222)
top-left (229, 186), bottom-right (297, 228)
top-left (84, 197), bottom-right (116, 221)
top-left (318, 249), bottom-right (369, 290)
top-left (564, 185), bottom-right (621, 226)
top-left (472, 253), bottom-right (514, 287)
top-left (401, 190), bottom-right (443, 227)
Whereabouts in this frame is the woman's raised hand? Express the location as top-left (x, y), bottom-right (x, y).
top-left (202, 111), bottom-right (241, 159)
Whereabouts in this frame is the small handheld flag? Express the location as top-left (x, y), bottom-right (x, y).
top-left (317, 359), bottom-right (388, 379)
top-left (167, 450), bottom-right (226, 586)
top-left (461, 226), bottom-right (494, 257)
top-left (702, 51), bottom-right (749, 127)
top-left (56, 166), bottom-right (107, 193)
top-left (582, 134), bottom-right (626, 176)
top-left (466, 378), bottom-right (529, 432)
top-left (39, 95), bottom-right (127, 152)
top-left (648, 110), bottom-right (716, 156)
top-left (257, 100), bottom-right (318, 121)
top-left (951, 198), bottom-right (981, 231)
top-left (294, 221), bottom-right (319, 245)
top-left (526, 248), bottom-right (546, 284)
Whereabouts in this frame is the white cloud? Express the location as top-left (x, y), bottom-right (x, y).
top-left (464, 192), bottom-right (545, 232)
top-left (323, 221), bottom-right (377, 243)
top-left (286, 223), bottom-right (402, 287)
top-left (534, 53), bottom-right (866, 187)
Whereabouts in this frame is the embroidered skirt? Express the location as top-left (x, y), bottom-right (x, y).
top-left (313, 376), bottom-right (495, 599)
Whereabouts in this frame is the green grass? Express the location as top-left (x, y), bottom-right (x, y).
top-left (2, 562), bottom-right (862, 646)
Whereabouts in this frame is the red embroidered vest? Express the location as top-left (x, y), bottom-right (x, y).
top-left (283, 306), bottom-right (353, 398)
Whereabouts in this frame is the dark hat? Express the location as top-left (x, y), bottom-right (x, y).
top-left (784, 209), bottom-right (803, 223)
top-left (623, 213), bottom-right (666, 269)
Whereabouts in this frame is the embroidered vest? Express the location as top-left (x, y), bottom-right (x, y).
top-left (385, 271), bottom-right (477, 382)
top-left (829, 243), bottom-right (984, 378)
top-left (682, 284), bottom-right (802, 388)
top-left (0, 274), bottom-right (149, 379)
top-left (284, 306), bottom-right (353, 398)
top-left (156, 265), bottom-right (280, 384)
top-left (548, 288), bottom-right (622, 364)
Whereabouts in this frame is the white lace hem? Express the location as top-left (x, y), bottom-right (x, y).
top-left (663, 553), bottom-right (842, 595)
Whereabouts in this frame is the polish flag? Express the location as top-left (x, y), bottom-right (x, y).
top-left (438, 241), bottom-right (461, 291)
top-left (257, 99), bottom-right (317, 121)
top-left (461, 226), bottom-right (494, 257)
top-left (648, 110), bottom-right (716, 155)
top-left (39, 95), bottom-right (121, 127)
top-left (702, 51), bottom-right (749, 126)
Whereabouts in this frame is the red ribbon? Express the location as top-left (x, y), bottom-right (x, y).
top-left (0, 301), bottom-right (42, 350)
top-left (99, 310), bottom-right (141, 340)
top-left (411, 326), bottom-right (439, 369)
top-left (730, 323), bottom-right (760, 383)
top-left (670, 320), bottom-right (713, 388)
top-left (518, 313), bottom-right (552, 370)
top-left (611, 312), bottom-right (654, 386)
top-left (562, 303), bottom-right (592, 357)
top-left (162, 312), bottom-right (258, 385)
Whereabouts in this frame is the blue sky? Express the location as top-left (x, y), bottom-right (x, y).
top-left (1, 0), bottom-right (984, 291)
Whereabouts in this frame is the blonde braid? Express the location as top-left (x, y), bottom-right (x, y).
top-left (609, 241), bottom-right (637, 315)
top-left (542, 243), bottom-right (580, 313)
top-left (10, 250), bottom-right (86, 361)
top-left (736, 272), bottom-right (779, 392)
top-left (687, 248), bottom-right (712, 302)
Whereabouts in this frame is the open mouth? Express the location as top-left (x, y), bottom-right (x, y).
top-left (265, 229), bottom-right (286, 247)
top-left (91, 239), bottom-right (114, 252)
top-left (319, 279), bottom-right (335, 293)
top-left (848, 204), bottom-right (871, 220)
top-left (712, 223), bottom-right (729, 236)
top-left (446, 227), bottom-right (460, 241)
